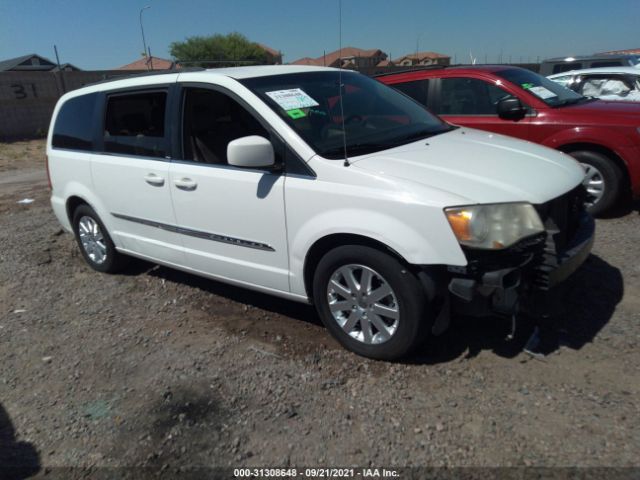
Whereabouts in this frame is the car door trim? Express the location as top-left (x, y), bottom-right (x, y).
top-left (111, 212), bottom-right (275, 251)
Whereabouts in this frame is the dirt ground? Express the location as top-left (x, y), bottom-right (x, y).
top-left (0, 140), bottom-right (639, 477)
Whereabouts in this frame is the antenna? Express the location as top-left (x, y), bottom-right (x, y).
top-left (338, 0), bottom-right (349, 167)
top-left (53, 45), bottom-right (61, 69)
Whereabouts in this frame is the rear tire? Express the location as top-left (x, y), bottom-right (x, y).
top-left (568, 150), bottom-right (624, 216)
top-left (312, 245), bottom-right (431, 360)
top-left (72, 204), bottom-right (127, 273)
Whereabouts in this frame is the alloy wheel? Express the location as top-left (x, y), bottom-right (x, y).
top-left (78, 216), bottom-right (107, 265)
top-left (326, 264), bottom-right (400, 345)
top-left (581, 163), bottom-right (605, 207)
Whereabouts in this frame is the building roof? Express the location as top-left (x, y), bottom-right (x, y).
top-left (393, 51), bottom-right (450, 62)
top-left (290, 57), bottom-right (318, 66)
top-left (291, 47), bottom-right (385, 66)
top-left (52, 63), bottom-right (81, 71)
top-left (258, 43), bottom-right (281, 58)
top-left (117, 56), bottom-right (175, 70)
top-left (596, 48), bottom-right (640, 55)
top-left (0, 53), bottom-right (59, 71)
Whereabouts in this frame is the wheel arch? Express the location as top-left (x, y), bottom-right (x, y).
top-left (557, 142), bottom-right (630, 193)
top-left (66, 195), bottom-right (90, 224)
top-left (302, 233), bottom-right (412, 303)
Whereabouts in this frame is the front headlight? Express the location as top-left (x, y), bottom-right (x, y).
top-left (445, 203), bottom-right (545, 250)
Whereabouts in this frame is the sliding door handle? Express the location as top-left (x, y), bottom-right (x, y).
top-left (174, 178), bottom-right (197, 191)
top-left (144, 173), bottom-right (165, 186)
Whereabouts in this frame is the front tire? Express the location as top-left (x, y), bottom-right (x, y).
top-left (312, 245), bottom-right (431, 360)
top-left (72, 204), bottom-right (127, 273)
top-left (568, 150), bottom-right (624, 216)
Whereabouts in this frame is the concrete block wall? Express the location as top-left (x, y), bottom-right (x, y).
top-left (0, 70), bottom-right (144, 140)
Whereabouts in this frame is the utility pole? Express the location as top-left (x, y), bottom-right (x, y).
top-left (139, 5), bottom-right (151, 69)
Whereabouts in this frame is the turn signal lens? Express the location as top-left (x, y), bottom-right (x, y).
top-left (445, 209), bottom-right (474, 242)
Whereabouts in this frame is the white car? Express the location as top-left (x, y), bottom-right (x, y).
top-left (548, 67), bottom-right (640, 102)
top-left (47, 66), bottom-right (594, 359)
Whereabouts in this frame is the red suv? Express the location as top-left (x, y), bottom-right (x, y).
top-left (376, 66), bottom-right (640, 215)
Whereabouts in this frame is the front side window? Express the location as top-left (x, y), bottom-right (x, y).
top-left (241, 71), bottom-right (451, 159)
top-left (550, 75), bottom-right (573, 88)
top-left (52, 93), bottom-right (97, 151)
top-left (393, 79), bottom-right (430, 107)
top-left (181, 88), bottom-right (268, 164)
top-left (104, 91), bottom-right (167, 158)
top-left (435, 77), bottom-right (513, 115)
top-left (495, 68), bottom-right (587, 107)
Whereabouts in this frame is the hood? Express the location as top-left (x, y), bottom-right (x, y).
top-left (351, 127), bottom-right (585, 205)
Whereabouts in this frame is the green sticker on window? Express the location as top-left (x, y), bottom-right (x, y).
top-left (287, 108), bottom-right (306, 119)
top-left (521, 83), bottom-right (535, 90)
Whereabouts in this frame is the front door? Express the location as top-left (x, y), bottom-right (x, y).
top-left (168, 85), bottom-right (290, 293)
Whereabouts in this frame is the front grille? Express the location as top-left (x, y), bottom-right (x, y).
top-left (531, 185), bottom-right (587, 290)
top-left (534, 185), bottom-right (586, 253)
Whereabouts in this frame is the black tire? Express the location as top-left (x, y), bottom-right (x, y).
top-left (567, 150), bottom-right (624, 216)
top-left (312, 245), bottom-right (431, 360)
top-left (72, 204), bottom-right (127, 273)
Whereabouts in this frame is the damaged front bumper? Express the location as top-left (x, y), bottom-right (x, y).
top-left (445, 210), bottom-right (595, 320)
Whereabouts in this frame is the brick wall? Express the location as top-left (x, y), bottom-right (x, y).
top-left (0, 70), bottom-right (144, 140)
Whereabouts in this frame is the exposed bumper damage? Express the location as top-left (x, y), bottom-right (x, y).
top-left (438, 186), bottom-right (594, 335)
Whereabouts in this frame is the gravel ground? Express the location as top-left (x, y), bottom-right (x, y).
top-left (0, 141), bottom-right (639, 476)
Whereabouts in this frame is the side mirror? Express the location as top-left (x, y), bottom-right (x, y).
top-left (227, 135), bottom-right (275, 168)
top-left (497, 97), bottom-right (527, 120)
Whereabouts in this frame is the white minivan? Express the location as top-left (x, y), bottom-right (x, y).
top-left (47, 66), bottom-right (594, 359)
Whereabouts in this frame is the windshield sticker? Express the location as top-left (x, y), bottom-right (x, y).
top-left (265, 88), bottom-right (319, 111)
top-left (286, 108), bottom-right (307, 119)
top-left (528, 86), bottom-right (557, 99)
top-left (521, 82), bottom-right (535, 90)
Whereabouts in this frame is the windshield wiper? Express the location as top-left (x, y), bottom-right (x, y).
top-left (388, 126), bottom-right (452, 145)
top-left (321, 143), bottom-right (389, 158)
top-left (321, 126), bottom-right (453, 158)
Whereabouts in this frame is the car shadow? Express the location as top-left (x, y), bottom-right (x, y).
top-left (408, 253), bottom-right (623, 364)
top-left (129, 253), bottom-right (621, 365)
top-left (145, 265), bottom-right (321, 328)
top-left (599, 198), bottom-right (640, 219)
top-left (0, 403), bottom-right (40, 480)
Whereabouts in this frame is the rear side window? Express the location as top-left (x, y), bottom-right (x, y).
top-left (52, 93), bottom-right (97, 151)
top-left (552, 63), bottom-right (582, 74)
top-left (393, 79), bottom-right (430, 107)
top-left (590, 61), bottom-right (622, 68)
top-left (104, 91), bottom-right (167, 158)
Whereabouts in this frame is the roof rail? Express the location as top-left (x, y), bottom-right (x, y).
top-left (372, 65), bottom-right (447, 77)
top-left (86, 67), bottom-right (205, 87)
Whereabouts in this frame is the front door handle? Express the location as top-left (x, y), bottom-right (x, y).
top-left (144, 173), bottom-right (165, 186)
top-left (174, 177), bottom-right (197, 191)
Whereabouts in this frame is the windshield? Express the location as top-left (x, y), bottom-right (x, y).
top-left (496, 68), bottom-right (588, 107)
top-left (241, 71), bottom-right (451, 159)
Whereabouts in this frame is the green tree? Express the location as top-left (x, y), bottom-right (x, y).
top-left (170, 32), bottom-right (272, 67)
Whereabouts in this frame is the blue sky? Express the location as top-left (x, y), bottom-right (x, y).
top-left (1, 0), bottom-right (638, 69)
